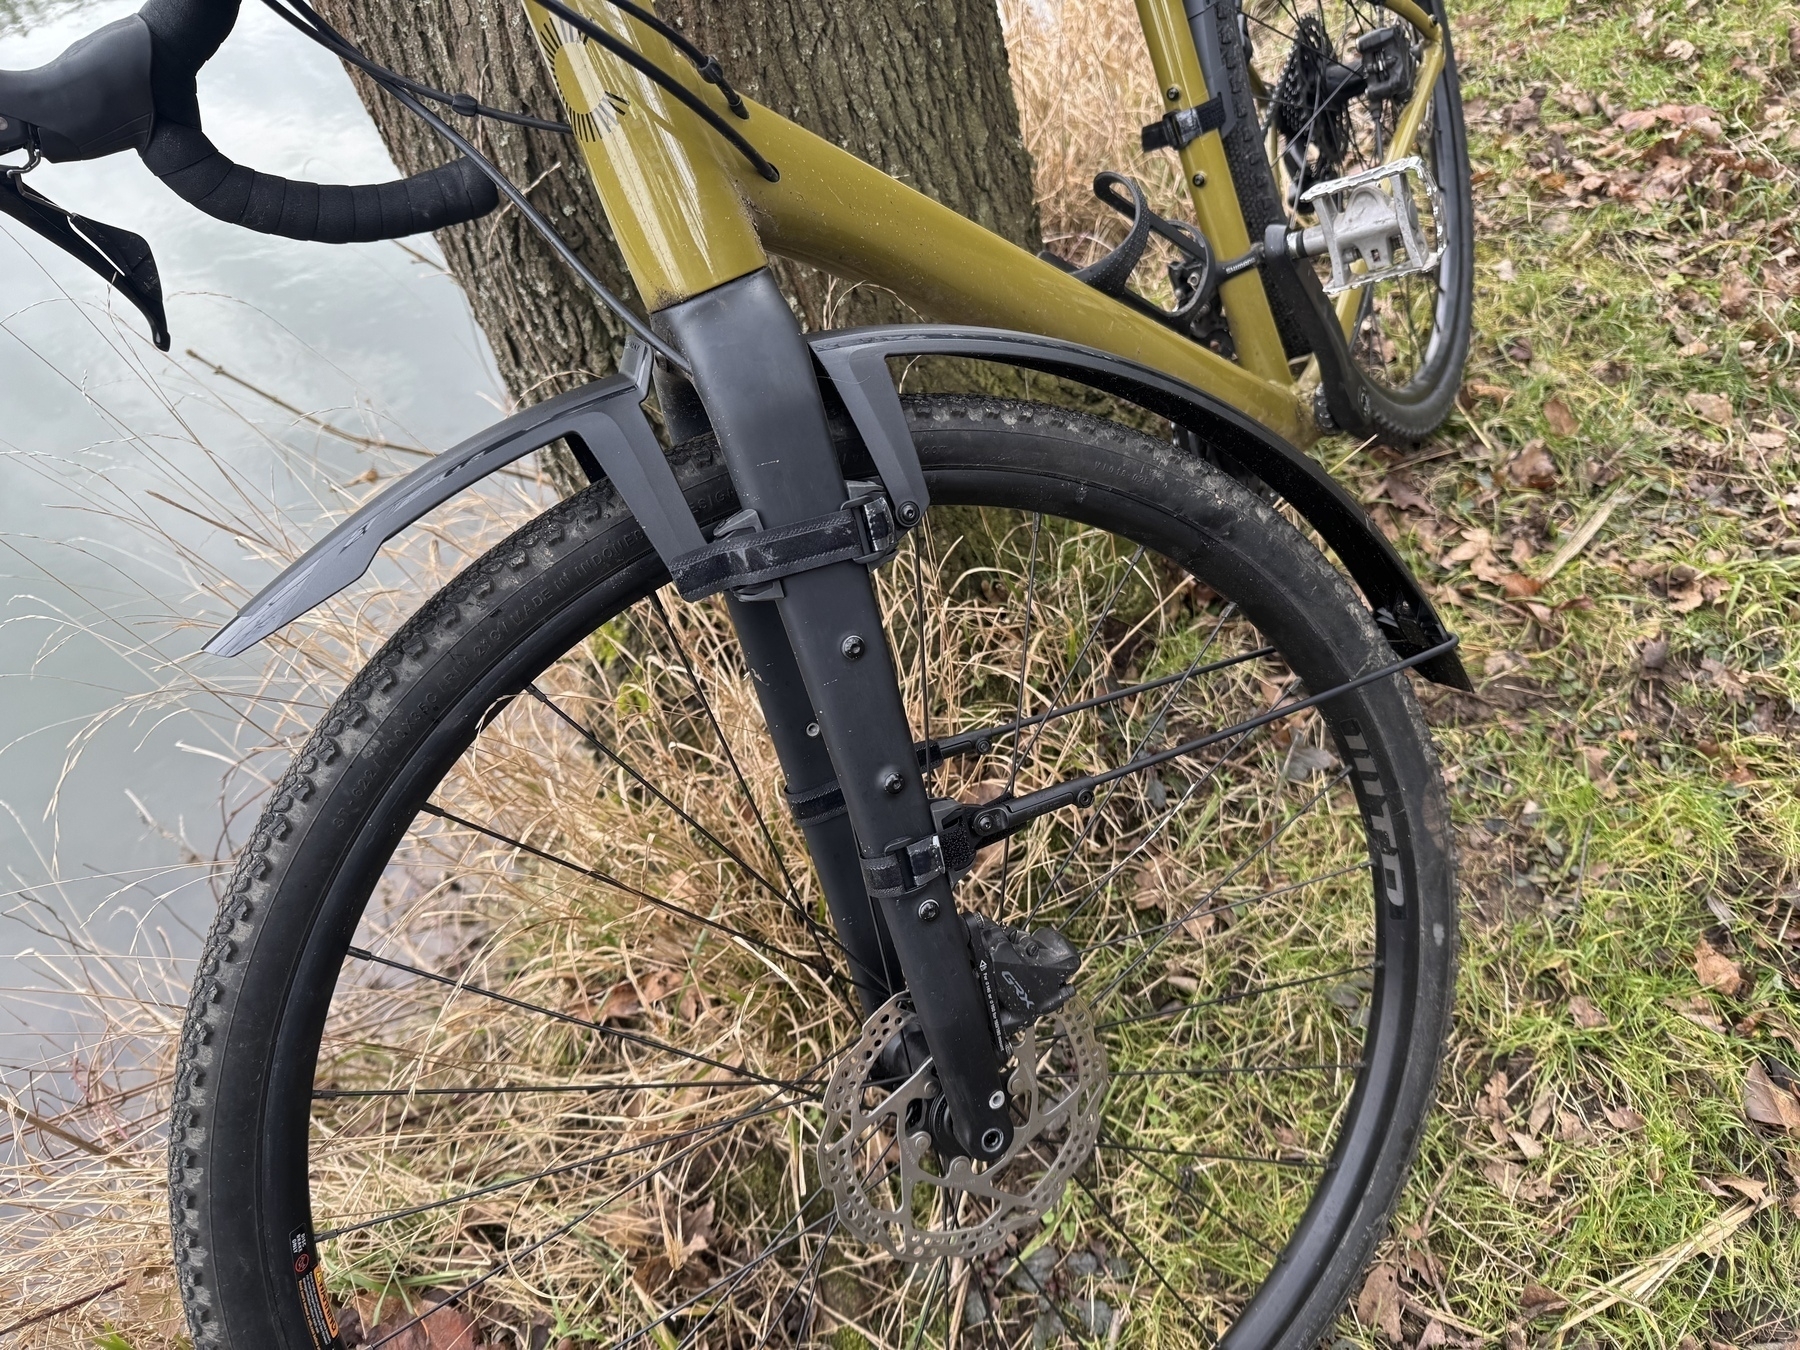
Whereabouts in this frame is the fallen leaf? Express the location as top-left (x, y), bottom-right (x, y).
top-left (640, 968), bottom-right (685, 1003)
top-left (1713, 1174), bottom-right (1767, 1203)
top-left (1501, 572), bottom-right (1544, 598)
top-left (1640, 636), bottom-right (1669, 671)
top-left (1383, 472), bottom-right (1432, 513)
top-left (1555, 1109), bottom-right (1593, 1143)
top-left (1663, 36), bottom-right (1698, 61)
top-left (1527, 1089), bottom-right (1555, 1137)
top-left (1685, 390), bottom-right (1734, 426)
top-left (1544, 397), bottom-right (1579, 437)
top-left (1442, 527), bottom-right (1494, 565)
top-left (1415, 1320), bottom-right (1448, 1348)
top-left (1743, 1062), bottom-right (1800, 1132)
top-left (1510, 1129), bottom-right (1546, 1159)
top-left (1668, 993), bottom-right (1730, 1035)
top-left (1581, 745), bottom-right (1613, 786)
top-left (1747, 429), bottom-right (1788, 450)
top-left (1355, 1262), bottom-right (1405, 1342)
top-left (597, 981), bottom-right (643, 1022)
top-left (1603, 1104), bottom-right (1646, 1132)
top-left (365, 1296), bottom-right (478, 1350)
top-left (1495, 258), bottom-right (1517, 282)
top-left (1719, 272), bottom-right (1754, 319)
top-left (1482, 1157), bottom-right (1555, 1203)
top-left (1520, 1281), bottom-right (1568, 1321)
top-left (1699, 657), bottom-right (1748, 702)
top-left (1464, 379), bottom-right (1515, 403)
top-left (1503, 440), bottom-right (1560, 490)
top-left (1694, 937), bottom-right (1745, 996)
top-left (1569, 994), bottom-right (1609, 1029)
top-left (1477, 1070), bottom-right (1512, 1121)
top-left (1505, 336), bottom-right (1535, 364)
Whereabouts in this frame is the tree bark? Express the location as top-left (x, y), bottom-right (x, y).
top-left (313, 0), bottom-right (1039, 405)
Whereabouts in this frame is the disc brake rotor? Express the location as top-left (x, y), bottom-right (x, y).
top-left (818, 992), bottom-right (1108, 1262)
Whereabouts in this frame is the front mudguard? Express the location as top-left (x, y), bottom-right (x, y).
top-left (206, 323), bottom-right (1469, 692)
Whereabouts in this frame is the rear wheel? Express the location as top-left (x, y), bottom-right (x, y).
top-left (1209, 0), bottom-right (1475, 439)
top-left (171, 396), bottom-right (1455, 1349)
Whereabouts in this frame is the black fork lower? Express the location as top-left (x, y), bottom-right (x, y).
top-left (658, 269), bottom-right (1013, 1160)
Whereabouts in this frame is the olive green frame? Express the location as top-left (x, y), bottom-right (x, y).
top-left (524, 0), bottom-right (1445, 449)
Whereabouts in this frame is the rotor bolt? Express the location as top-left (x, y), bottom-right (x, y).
top-left (897, 500), bottom-right (920, 526)
top-left (980, 1127), bottom-right (1006, 1155)
top-left (882, 770), bottom-right (906, 795)
top-left (841, 634), bottom-right (866, 660)
top-left (987, 1090), bottom-right (1006, 1110)
top-left (1165, 85), bottom-right (1181, 101)
top-left (917, 897), bottom-right (941, 922)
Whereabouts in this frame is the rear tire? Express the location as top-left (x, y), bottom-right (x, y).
top-left (1209, 0), bottom-right (1475, 440)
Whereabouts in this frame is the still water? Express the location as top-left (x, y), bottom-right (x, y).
top-left (0, 0), bottom-right (508, 1080)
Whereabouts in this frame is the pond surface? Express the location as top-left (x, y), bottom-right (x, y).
top-left (0, 0), bottom-right (507, 1081)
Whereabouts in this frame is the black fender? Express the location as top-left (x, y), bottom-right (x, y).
top-left (206, 323), bottom-right (1468, 691)
top-left (809, 326), bottom-right (1469, 690)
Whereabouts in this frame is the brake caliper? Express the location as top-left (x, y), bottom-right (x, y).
top-left (964, 914), bottom-right (1081, 1048)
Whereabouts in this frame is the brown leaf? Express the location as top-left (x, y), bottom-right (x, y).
top-left (1476, 1070), bottom-right (1512, 1121)
top-left (1355, 1262), bottom-right (1405, 1342)
top-left (1481, 1157), bottom-right (1555, 1203)
top-left (1663, 36), bottom-right (1698, 61)
top-left (1694, 937), bottom-right (1745, 996)
top-left (1384, 472), bottom-right (1433, 513)
top-left (1415, 1320), bottom-right (1448, 1349)
top-left (1639, 636), bottom-right (1670, 671)
top-left (1501, 572), bottom-right (1544, 598)
top-left (1510, 1129), bottom-right (1546, 1159)
top-left (1555, 1109), bottom-right (1593, 1143)
top-left (597, 980), bottom-right (643, 1022)
top-left (365, 1296), bottom-right (478, 1350)
top-left (1527, 1089), bottom-right (1555, 1137)
top-left (1520, 1281), bottom-right (1568, 1321)
top-left (1464, 379), bottom-right (1515, 403)
top-left (1603, 1104), bottom-right (1647, 1132)
top-left (1719, 272), bottom-right (1754, 319)
top-left (1743, 1062), bottom-right (1800, 1132)
top-left (1699, 657), bottom-right (1748, 702)
top-left (1569, 994), bottom-right (1609, 1029)
top-left (1543, 397), bottom-right (1579, 437)
top-left (1685, 390), bottom-right (1734, 426)
top-left (1503, 439), bottom-right (1560, 490)
top-left (1713, 1174), bottom-right (1767, 1203)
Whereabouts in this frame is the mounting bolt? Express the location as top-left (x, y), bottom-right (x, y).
top-left (987, 1090), bottom-right (1006, 1110)
top-left (806, 721), bottom-right (820, 737)
top-left (841, 634), bottom-right (866, 660)
top-left (896, 500), bottom-right (920, 526)
top-left (974, 809), bottom-right (1002, 835)
top-left (1192, 171), bottom-right (1207, 187)
top-left (980, 1127), bottom-right (1006, 1155)
top-left (1075, 787), bottom-right (1095, 807)
top-left (976, 736), bottom-right (993, 755)
top-left (882, 770), bottom-right (906, 795)
top-left (1165, 85), bottom-right (1181, 101)
top-left (917, 897), bottom-right (941, 922)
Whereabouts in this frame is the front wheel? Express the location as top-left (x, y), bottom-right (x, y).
top-left (171, 396), bottom-right (1455, 1349)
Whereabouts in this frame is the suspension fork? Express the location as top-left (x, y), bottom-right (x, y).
top-left (658, 269), bottom-right (1014, 1161)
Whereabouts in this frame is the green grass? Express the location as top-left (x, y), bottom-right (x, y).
top-left (1325, 0), bottom-right (1800, 1343)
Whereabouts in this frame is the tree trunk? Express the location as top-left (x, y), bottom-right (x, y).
top-left (314, 0), bottom-right (1039, 406)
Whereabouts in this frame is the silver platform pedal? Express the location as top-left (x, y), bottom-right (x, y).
top-left (1268, 156), bottom-right (1443, 294)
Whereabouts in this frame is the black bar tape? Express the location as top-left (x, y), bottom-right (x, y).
top-left (136, 0), bottom-right (496, 242)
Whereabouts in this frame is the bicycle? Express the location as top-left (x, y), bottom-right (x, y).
top-left (2, 0), bottom-right (1473, 1342)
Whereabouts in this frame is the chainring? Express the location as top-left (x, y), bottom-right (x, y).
top-left (817, 992), bottom-right (1107, 1262)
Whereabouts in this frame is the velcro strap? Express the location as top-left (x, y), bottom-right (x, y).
top-left (670, 493), bottom-right (897, 602)
top-left (784, 778), bottom-right (846, 827)
top-left (1141, 96), bottom-right (1226, 152)
top-left (862, 834), bottom-right (946, 901)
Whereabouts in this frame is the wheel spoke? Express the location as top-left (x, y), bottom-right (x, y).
top-left (1080, 865), bottom-right (1366, 955)
top-left (525, 681), bottom-right (790, 904)
top-left (1096, 1140), bottom-right (1325, 1170)
top-left (416, 801), bottom-right (827, 972)
top-left (316, 1097), bottom-right (795, 1241)
top-left (1096, 958), bottom-right (1374, 1030)
top-left (345, 944), bottom-right (812, 1091)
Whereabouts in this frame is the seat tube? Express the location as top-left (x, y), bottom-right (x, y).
top-left (660, 270), bottom-right (1014, 1161)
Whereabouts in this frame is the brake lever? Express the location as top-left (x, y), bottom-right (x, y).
top-left (0, 163), bottom-right (169, 349)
